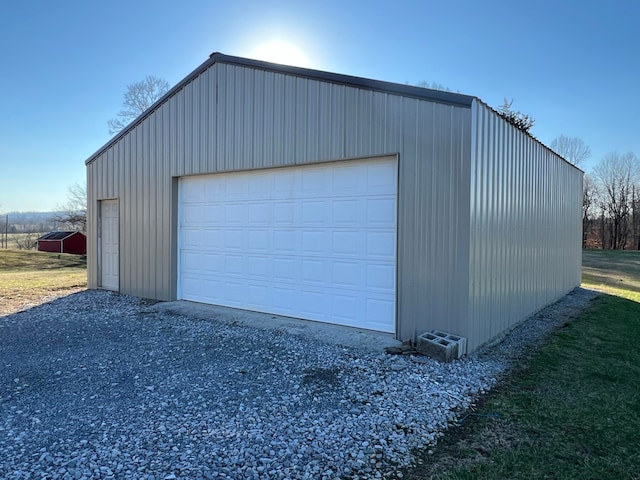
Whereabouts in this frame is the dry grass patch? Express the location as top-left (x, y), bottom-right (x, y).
top-left (582, 249), bottom-right (640, 297)
top-left (0, 249), bottom-right (86, 316)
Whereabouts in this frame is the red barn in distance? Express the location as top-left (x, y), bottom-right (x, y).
top-left (37, 231), bottom-right (86, 255)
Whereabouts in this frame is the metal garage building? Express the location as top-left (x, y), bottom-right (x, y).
top-left (86, 52), bottom-right (582, 353)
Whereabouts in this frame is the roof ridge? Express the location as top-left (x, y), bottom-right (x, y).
top-left (86, 52), bottom-right (476, 165)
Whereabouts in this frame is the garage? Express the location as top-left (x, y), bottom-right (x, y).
top-left (86, 52), bottom-right (583, 353)
top-left (178, 156), bottom-right (398, 332)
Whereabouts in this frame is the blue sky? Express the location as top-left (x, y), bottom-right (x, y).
top-left (1, 0), bottom-right (637, 212)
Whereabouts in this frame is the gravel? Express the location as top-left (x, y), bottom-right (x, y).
top-left (0, 288), bottom-right (598, 479)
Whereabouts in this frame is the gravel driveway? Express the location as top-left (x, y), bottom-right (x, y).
top-left (0, 289), bottom-right (597, 479)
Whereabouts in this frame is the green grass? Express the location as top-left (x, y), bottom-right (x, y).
top-left (0, 249), bottom-right (86, 315)
top-left (406, 249), bottom-right (640, 480)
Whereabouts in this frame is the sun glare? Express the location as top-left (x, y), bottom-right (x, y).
top-left (249, 40), bottom-right (311, 68)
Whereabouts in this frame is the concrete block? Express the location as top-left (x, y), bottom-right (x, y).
top-left (431, 330), bottom-right (467, 359)
top-left (416, 330), bottom-right (468, 362)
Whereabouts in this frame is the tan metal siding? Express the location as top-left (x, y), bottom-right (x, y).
top-left (87, 62), bottom-right (473, 338)
top-left (468, 100), bottom-right (582, 351)
top-left (87, 104), bottom-right (174, 300)
top-left (396, 100), bottom-right (472, 342)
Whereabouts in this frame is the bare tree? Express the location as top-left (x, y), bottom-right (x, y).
top-left (632, 185), bottom-right (640, 250)
top-left (108, 75), bottom-right (170, 135)
top-left (54, 183), bottom-right (87, 233)
top-left (582, 174), bottom-right (598, 248)
top-left (1, 212), bottom-right (7, 249)
top-left (14, 232), bottom-right (37, 250)
top-left (415, 81), bottom-right (454, 92)
top-left (550, 135), bottom-right (591, 168)
top-left (497, 99), bottom-right (535, 133)
top-left (592, 152), bottom-right (639, 249)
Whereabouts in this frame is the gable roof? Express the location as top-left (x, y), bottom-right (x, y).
top-left (38, 231), bottom-right (83, 241)
top-left (86, 52), bottom-right (476, 166)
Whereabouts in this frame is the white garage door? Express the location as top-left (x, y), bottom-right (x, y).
top-left (178, 157), bottom-right (397, 332)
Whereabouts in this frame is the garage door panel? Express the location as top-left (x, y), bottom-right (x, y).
top-left (274, 172), bottom-right (296, 197)
top-left (247, 284), bottom-right (270, 308)
top-left (182, 204), bottom-right (202, 225)
top-left (301, 200), bottom-right (327, 224)
top-left (367, 198), bottom-right (396, 224)
top-left (332, 231), bottom-right (360, 256)
top-left (332, 261), bottom-right (362, 288)
top-left (333, 294), bottom-right (359, 322)
top-left (225, 203), bottom-right (248, 223)
top-left (333, 199), bottom-right (359, 224)
top-left (273, 230), bottom-right (297, 252)
top-left (332, 164), bottom-right (362, 192)
top-left (181, 180), bottom-right (205, 202)
top-left (224, 229), bottom-right (247, 250)
top-left (179, 157), bottom-right (397, 333)
top-left (202, 229), bottom-right (223, 249)
top-left (180, 275), bottom-right (203, 298)
top-left (301, 258), bottom-right (329, 284)
top-left (248, 173), bottom-right (271, 195)
top-left (203, 204), bottom-right (225, 224)
top-left (204, 178), bottom-right (225, 200)
top-left (367, 162), bottom-right (397, 190)
top-left (367, 232), bottom-right (396, 259)
top-left (249, 203), bottom-right (270, 224)
top-left (301, 230), bottom-right (328, 255)
top-left (299, 290), bottom-right (326, 316)
top-left (301, 168), bottom-right (327, 194)
top-left (225, 254), bottom-right (245, 275)
top-left (225, 176), bottom-right (247, 198)
top-left (245, 256), bottom-right (270, 278)
top-left (274, 202), bottom-right (295, 224)
top-left (273, 287), bottom-right (297, 314)
top-left (366, 264), bottom-right (396, 290)
top-left (248, 229), bottom-right (270, 252)
top-left (366, 297), bottom-right (396, 329)
top-left (273, 257), bottom-right (297, 282)
top-left (202, 253), bottom-right (224, 272)
top-left (181, 251), bottom-right (203, 272)
top-left (181, 228), bottom-right (202, 249)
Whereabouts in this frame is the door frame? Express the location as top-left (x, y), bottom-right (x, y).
top-left (98, 198), bottom-right (120, 291)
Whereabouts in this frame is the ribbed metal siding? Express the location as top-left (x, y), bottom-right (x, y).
top-left (468, 100), bottom-right (582, 351)
top-left (87, 62), bottom-right (472, 339)
top-left (87, 105), bottom-right (175, 300)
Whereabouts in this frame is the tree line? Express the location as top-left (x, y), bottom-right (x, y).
top-left (548, 135), bottom-right (639, 250)
top-left (583, 153), bottom-right (639, 250)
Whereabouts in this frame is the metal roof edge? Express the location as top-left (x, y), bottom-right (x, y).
top-left (86, 52), bottom-right (476, 166)
top-left (38, 231), bottom-right (79, 240)
top-left (86, 54), bottom-right (219, 165)
top-left (471, 98), bottom-right (585, 174)
top-left (209, 52), bottom-right (475, 107)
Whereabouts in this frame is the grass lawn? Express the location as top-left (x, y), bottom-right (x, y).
top-left (406, 249), bottom-right (640, 479)
top-left (0, 249), bottom-right (86, 316)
